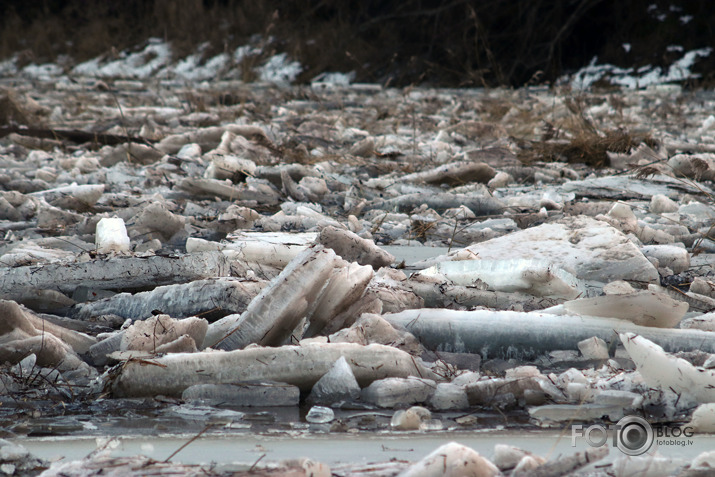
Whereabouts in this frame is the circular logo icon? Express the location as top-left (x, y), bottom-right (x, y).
top-left (616, 416), bottom-right (654, 456)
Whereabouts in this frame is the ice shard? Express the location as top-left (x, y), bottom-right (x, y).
top-left (620, 332), bottom-right (715, 404)
top-left (303, 262), bottom-right (374, 337)
top-left (205, 246), bottom-right (340, 350)
top-left (563, 289), bottom-right (688, 328)
top-left (317, 225), bottom-right (394, 269)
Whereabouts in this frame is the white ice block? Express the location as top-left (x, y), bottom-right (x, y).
top-left (95, 217), bottom-right (130, 253)
top-left (417, 258), bottom-right (589, 300)
top-left (620, 332), bottom-right (715, 404)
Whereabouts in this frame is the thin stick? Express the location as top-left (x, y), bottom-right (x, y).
top-left (248, 453), bottom-right (266, 472)
top-left (164, 424), bottom-right (213, 463)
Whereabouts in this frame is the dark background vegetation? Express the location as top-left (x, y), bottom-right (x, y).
top-left (1, 0), bottom-right (714, 87)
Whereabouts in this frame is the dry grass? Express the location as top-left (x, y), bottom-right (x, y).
top-left (514, 92), bottom-right (660, 168)
top-left (527, 129), bottom-right (659, 168)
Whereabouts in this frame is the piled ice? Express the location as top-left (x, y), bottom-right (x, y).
top-left (0, 70), bottom-right (714, 475)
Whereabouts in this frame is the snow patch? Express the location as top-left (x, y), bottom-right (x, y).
top-left (0, 56), bottom-right (18, 76)
top-left (258, 53), bottom-right (302, 84)
top-left (567, 47), bottom-right (712, 89)
top-left (22, 62), bottom-right (63, 78)
top-left (73, 38), bottom-right (172, 79)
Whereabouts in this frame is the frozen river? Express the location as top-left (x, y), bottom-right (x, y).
top-left (17, 428), bottom-right (714, 471)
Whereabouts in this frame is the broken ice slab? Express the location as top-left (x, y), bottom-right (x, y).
top-left (500, 189), bottom-right (575, 211)
top-left (364, 268), bottom-right (424, 315)
top-left (680, 311), bottom-right (715, 332)
top-left (577, 336), bottom-right (609, 360)
top-left (0, 243), bottom-right (77, 268)
top-left (95, 217), bottom-right (130, 253)
top-left (493, 444), bottom-right (546, 473)
top-left (512, 448), bottom-right (608, 477)
top-left (130, 202), bottom-right (185, 241)
top-left (0, 300), bottom-right (95, 354)
top-left (366, 161), bottom-right (496, 189)
top-left (620, 332), bottom-right (715, 404)
top-left (111, 343), bottom-right (437, 398)
top-left (429, 383), bottom-right (469, 410)
top-left (9, 288), bottom-right (75, 314)
top-left (385, 309), bottom-right (715, 360)
top-left (0, 333), bottom-right (87, 372)
top-left (363, 192), bottom-right (504, 215)
top-left (317, 226), bottom-right (394, 269)
top-left (400, 442), bottom-right (500, 477)
top-left (559, 173), bottom-right (714, 200)
top-left (176, 177), bottom-right (280, 205)
top-left (186, 232), bottom-right (315, 269)
top-left (326, 313), bottom-right (421, 356)
top-left (29, 183), bottom-right (104, 211)
top-left (465, 376), bottom-right (541, 406)
top-left (318, 289), bottom-right (385, 336)
top-left (306, 356), bottom-right (361, 405)
top-left (204, 153), bottom-right (257, 183)
top-left (529, 403), bottom-right (628, 424)
top-left (0, 251), bottom-right (237, 300)
top-left (416, 259), bottom-right (590, 300)
top-left (612, 455), bottom-right (688, 477)
top-left (305, 406), bottom-right (334, 424)
top-left (281, 170), bottom-right (329, 202)
top-left (688, 403), bottom-right (715, 433)
top-left (406, 279), bottom-right (554, 311)
top-left (669, 153), bottom-right (715, 181)
top-left (182, 382), bottom-right (300, 407)
top-left (72, 278), bottom-right (265, 321)
top-left (303, 262), bottom-right (374, 337)
top-left (690, 277), bottom-right (715, 298)
top-left (421, 216), bottom-right (659, 284)
top-left (391, 406), bottom-right (432, 430)
top-left (640, 244), bottom-right (690, 273)
top-left (121, 315), bottom-right (207, 354)
top-left (155, 124), bottom-right (273, 155)
top-left (100, 142), bottom-right (163, 166)
top-left (668, 289), bottom-right (715, 313)
top-left (562, 289), bottom-right (688, 328)
top-left (361, 376), bottom-right (436, 408)
top-left (0, 440), bottom-right (46, 475)
top-left (205, 246), bottom-right (340, 350)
